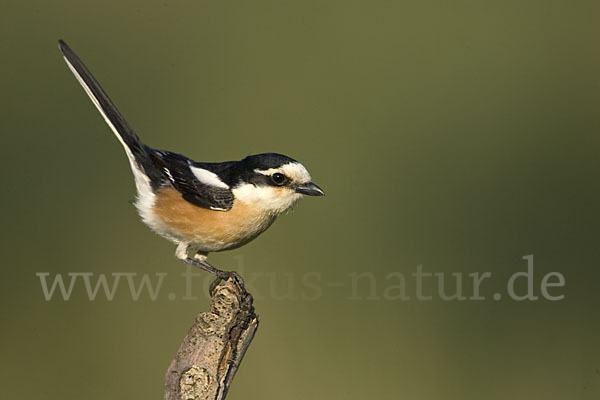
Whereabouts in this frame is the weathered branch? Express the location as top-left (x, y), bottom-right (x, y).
top-left (164, 279), bottom-right (258, 400)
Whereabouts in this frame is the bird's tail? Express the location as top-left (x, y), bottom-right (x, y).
top-left (58, 40), bottom-right (163, 196)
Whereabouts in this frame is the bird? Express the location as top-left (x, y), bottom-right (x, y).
top-left (58, 40), bottom-right (324, 287)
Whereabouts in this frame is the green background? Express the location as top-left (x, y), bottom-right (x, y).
top-left (2, 1), bottom-right (599, 399)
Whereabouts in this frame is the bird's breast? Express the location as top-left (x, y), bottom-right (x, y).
top-left (150, 186), bottom-right (276, 252)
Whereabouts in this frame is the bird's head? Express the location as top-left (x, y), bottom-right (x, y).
top-left (231, 153), bottom-right (324, 215)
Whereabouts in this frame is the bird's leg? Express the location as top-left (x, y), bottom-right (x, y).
top-left (176, 243), bottom-right (245, 294)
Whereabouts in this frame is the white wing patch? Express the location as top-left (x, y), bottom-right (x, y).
top-left (163, 167), bottom-right (174, 182)
top-left (190, 166), bottom-right (230, 189)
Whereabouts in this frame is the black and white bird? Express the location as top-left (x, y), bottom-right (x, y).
top-left (58, 40), bottom-right (324, 282)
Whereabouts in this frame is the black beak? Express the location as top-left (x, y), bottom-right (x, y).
top-left (296, 182), bottom-right (325, 196)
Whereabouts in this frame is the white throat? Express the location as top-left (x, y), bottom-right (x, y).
top-left (232, 184), bottom-right (302, 215)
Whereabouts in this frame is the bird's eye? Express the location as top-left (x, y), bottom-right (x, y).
top-left (271, 173), bottom-right (287, 186)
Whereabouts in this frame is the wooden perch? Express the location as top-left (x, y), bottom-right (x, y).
top-left (164, 279), bottom-right (258, 400)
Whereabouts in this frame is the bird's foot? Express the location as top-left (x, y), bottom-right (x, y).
top-left (210, 270), bottom-right (245, 296)
top-left (180, 255), bottom-right (245, 296)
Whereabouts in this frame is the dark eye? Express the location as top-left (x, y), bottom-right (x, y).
top-left (271, 173), bottom-right (287, 186)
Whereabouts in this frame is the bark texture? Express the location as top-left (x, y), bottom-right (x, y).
top-left (164, 280), bottom-right (258, 400)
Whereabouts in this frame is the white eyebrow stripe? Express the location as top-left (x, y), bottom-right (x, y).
top-left (254, 168), bottom-right (278, 175)
top-left (255, 162), bottom-right (311, 183)
top-left (190, 166), bottom-right (230, 189)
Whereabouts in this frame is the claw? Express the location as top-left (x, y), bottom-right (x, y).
top-left (180, 256), bottom-right (245, 296)
top-left (210, 270), bottom-right (246, 295)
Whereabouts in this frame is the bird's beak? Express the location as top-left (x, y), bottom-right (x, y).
top-left (296, 182), bottom-right (325, 196)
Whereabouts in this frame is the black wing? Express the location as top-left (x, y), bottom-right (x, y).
top-left (150, 150), bottom-right (235, 211)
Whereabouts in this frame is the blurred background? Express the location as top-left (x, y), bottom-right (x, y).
top-left (1, 1), bottom-right (599, 399)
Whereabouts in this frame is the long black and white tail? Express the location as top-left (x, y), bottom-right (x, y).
top-left (58, 40), bottom-right (163, 221)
